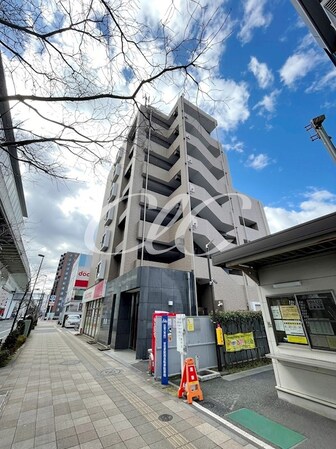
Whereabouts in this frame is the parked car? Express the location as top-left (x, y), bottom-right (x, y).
top-left (64, 315), bottom-right (81, 328)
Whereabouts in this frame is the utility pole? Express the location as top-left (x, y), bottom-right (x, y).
top-left (305, 114), bottom-right (336, 163)
top-left (205, 241), bottom-right (222, 372)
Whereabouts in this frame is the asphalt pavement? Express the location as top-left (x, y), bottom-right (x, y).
top-left (183, 367), bottom-right (336, 449)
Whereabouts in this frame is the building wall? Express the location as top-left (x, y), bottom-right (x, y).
top-left (86, 97), bottom-right (269, 354)
top-left (50, 252), bottom-right (79, 317)
top-left (97, 266), bottom-right (195, 359)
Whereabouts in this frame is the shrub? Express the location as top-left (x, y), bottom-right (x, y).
top-left (15, 335), bottom-right (27, 350)
top-left (16, 320), bottom-right (25, 335)
top-left (0, 349), bottom-right (11, 367)
top-left (1, 330), bottom-right (20, 354)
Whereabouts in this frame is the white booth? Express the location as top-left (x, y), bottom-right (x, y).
top-left (214, 212), bottom-right (336, 420)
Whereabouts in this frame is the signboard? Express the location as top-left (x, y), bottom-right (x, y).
top-left (82, 280), bottom-right (106, 303)
top-left (280, 305), bottom-right (300, 320)
top-left (161, 315), bottom-right (168, 385)
top-left (176, 314), bottom-right (186, 354)
top-left (187, 318), bottom-right (194, 332)
top-left (224, 332), bottom-right (256, 352)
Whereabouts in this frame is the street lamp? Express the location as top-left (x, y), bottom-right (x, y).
top-left (205, 241), bottom-right (222, 372)
top-left (24, 254), bottom-right (45, 319)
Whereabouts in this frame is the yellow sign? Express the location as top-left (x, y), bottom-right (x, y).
top-left (216, 327), bottom-right (224, 346)
top-left (187, 318), bottom-right (194, 332)
top-left (224, 332), bottom-right (255, 352)
top-left (287, 335), bottom-right (308, 344)
top-left (280, 305), bottom-right (300, 320)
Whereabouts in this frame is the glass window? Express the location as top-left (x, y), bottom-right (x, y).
top-left (267, 295), bottom-right (308, 346)
top-left (296, 292), bottom-right (336, 351)
top-left (267, 291), bottom-right (336, 352)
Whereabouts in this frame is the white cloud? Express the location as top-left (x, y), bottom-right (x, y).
top-left (222, 137), bottom-right (244, 153)
top-left (306, 70), bottom-right (336, 93)
top-left (238, 0), bottom-right (272, 44)
top-left (246, 153), bottom-right (271, 170)
top-left (265, 189), bottom-right (336, 233)
top-left (248, 56), bottom-right (273, 89)
top-left (253, 89), bottom-right (280, 115)
top-left (279, 50), bottom-right (321, 87)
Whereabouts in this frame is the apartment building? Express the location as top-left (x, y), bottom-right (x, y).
top-left (50, 252), bottom-right (79, 319)
top-left (84, 97), bottom-right (269, 358)
top-left (59, 253), bottom-right (91, 325)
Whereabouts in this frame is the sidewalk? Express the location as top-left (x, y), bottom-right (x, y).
top-left (0, 321), bottom-right (257, 449)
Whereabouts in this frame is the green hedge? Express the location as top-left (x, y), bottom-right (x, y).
top-left (213, 310), bottom-right (263, 326)
top-left (0, 328), bottom-right (27, 368)
top-left (0, 350), bottom-right (11, 367)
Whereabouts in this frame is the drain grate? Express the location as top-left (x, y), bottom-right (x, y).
top-left (60, 359), bottom-right (81, 366)
top-left (158, 414), bottom-right (173, 422)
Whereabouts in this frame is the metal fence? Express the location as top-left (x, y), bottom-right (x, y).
top-left (218, 315), bottom-right (269, 368)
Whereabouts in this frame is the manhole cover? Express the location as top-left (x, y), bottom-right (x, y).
top-left (158, 414), bottom-right (173, 422)
top-left (61, 360), bottom-right (81, 366)
top-left (99, 368), bottom-right (122, 376)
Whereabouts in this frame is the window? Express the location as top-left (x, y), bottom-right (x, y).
top-left (267, 291), bottom-right (336, 351)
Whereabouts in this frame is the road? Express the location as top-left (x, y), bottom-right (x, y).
top-left (0, 319), bottom-right (13, 342)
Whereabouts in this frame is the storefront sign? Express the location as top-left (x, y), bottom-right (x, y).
top-left (82, 280), bottom-right (106, 303)
top-left (224, 332), bottom-right (256, 352)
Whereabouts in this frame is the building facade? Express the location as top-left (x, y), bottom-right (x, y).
top-left (0, 53), bottom-right (30, 296)
top-left (85, 97), bottom-right (269, 358)
top-left (59, 253), bottom-right (91, 325)
top-left (50, 252), bottom-right (79, 319)
top-left (290, 0), bottom-right (336, 66)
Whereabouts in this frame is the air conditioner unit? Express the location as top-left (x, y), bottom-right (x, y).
top-left (109, 183), bottom-right (118, 202)
top-left (100, 230), bottom-right (111, 252)
top-left (96, 260), bottom-right (106, 280)
top-left (104, 207), bottom-right (114, 225)
top-left (112, 163), bottom-right (121, 182)
top-left (116, 148), bottom-right (123, 163)
top-left (189, 183), bottom-right (195, 193)
top-left (173, 148), bottom-right (180, 156)
top-left (185, 133), bottom-right (191, 140)
top-left (174, 173), bottom-right (181, 181)
top-left (322, 0), bottom-right (336, 31)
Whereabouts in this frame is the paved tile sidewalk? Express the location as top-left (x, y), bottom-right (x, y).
top-left (0, 322), bottom-right (257, 449)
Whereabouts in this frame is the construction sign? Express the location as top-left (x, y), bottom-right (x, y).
top-left (178, 357), bottom-right (203, 404)
top-left (224, 332), bottom-right (256, 352)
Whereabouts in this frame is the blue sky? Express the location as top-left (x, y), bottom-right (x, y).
top-left (4, 0), bottom-right (335, 284)
top-left (215, 0), bottom-right (336, 231)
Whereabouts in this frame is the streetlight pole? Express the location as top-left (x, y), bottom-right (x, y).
top-left (206, 241), bottom-right (222, 372)
top-left (24, 254), bottom-right (45, 319)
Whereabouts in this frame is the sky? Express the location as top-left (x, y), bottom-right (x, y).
top-left (2, 0), bottom-right (335, 290)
